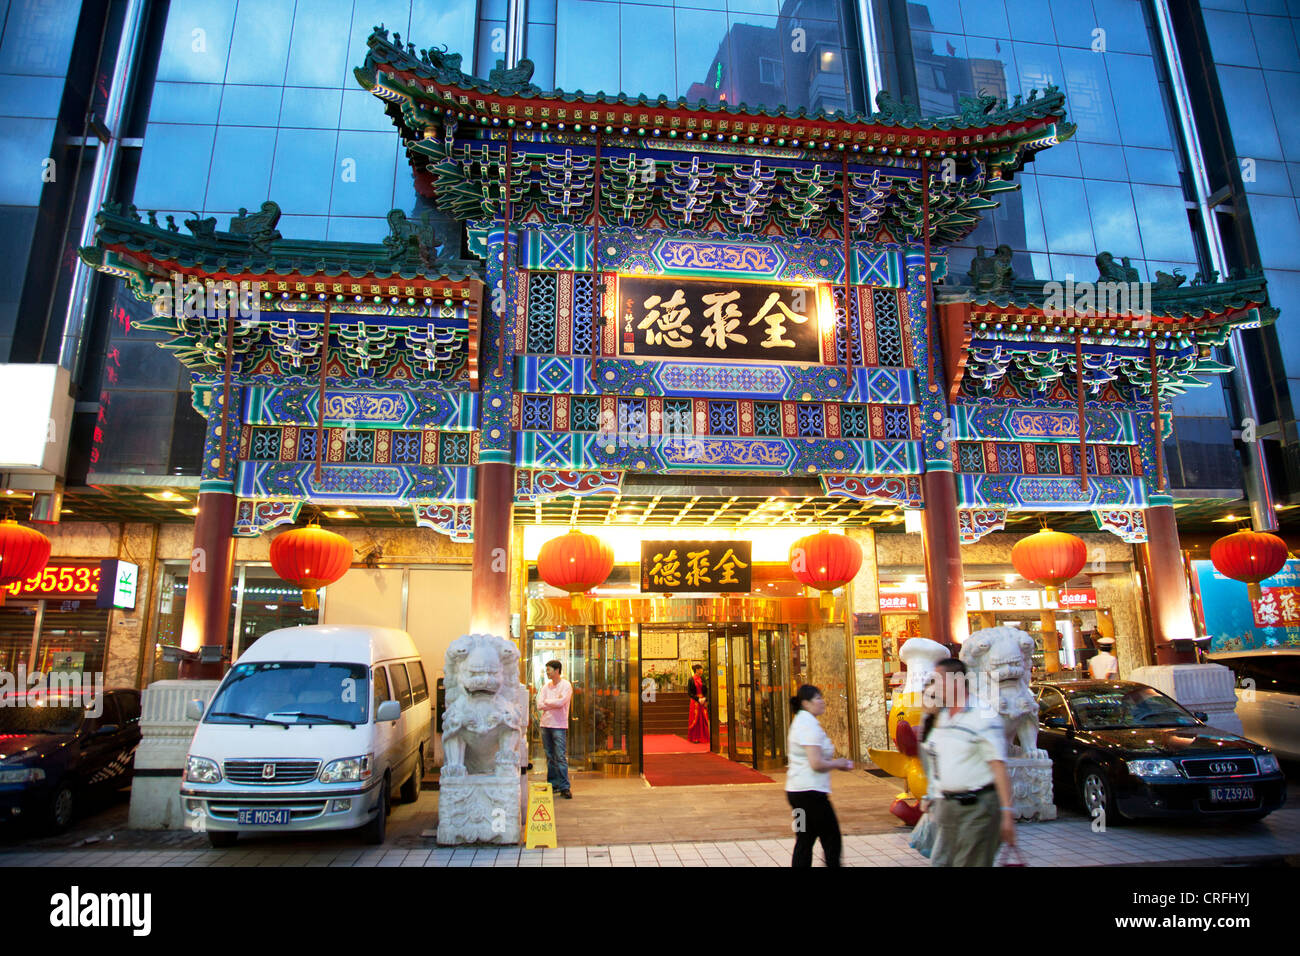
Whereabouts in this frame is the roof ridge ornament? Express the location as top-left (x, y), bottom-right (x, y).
top-left (967, 244), bottom-right (1015, 296)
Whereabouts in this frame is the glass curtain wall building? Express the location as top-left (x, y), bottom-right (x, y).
top-left (0, 0), bottom-right (1294, 515)
top-left (872, 0), bottom-right (1243, 498)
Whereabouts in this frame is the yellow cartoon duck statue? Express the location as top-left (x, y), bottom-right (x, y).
top-left (868, 637), bottom-right (950, 825)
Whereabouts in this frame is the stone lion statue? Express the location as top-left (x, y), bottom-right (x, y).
top-left (960, 626), bottom-right (1042, 758)
top-left (441, 633), bottom-right (527, 778)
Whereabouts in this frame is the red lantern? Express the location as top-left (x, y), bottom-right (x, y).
top-left (1211, 529), bottom-right (1289, 601)
top-left (1011, 529), bottom-right (1087, 595)
top-left (269, 525), bottom-right (352, 610)
top-left (0, 519), bottom-right (52, 607)
top-left (790, 532), bottom-right (862, 609)
top-left (537, 530), bottom-right (614, 607)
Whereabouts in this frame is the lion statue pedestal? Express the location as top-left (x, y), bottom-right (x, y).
top-left (961, 626), bottom-right (1056, 822)
top-left (436, 633), bottom-right (527, 845)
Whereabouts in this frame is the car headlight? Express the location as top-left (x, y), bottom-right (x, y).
top-left (1126, 758), bottom-right (1181, 778)
top-left (185, 755), bottom-right (222, 784)
top-left (320, 754), bottom-right (373, 784)
top-left (1257, 753), bottom-right (1281, 775)
top-left (0, 767), bottom-right (46, 784)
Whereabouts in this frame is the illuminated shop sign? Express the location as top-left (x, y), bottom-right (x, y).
top-left (1051, 588), bottom-right (1098, 610)
top-left (617, 275), bottom-right (824, 363)
top-left (97, 558), bottom-right (139, 611)
top-left (2, 564), bottom-right (102, 600)
top-left (640, 540), bottom-right (752, 593)
top-left (1252, 586), bottom-right (1300, 628)
top-left (879, 593), bottom-right (920, 611)
top-left (882, 588), bottom-right (1099, 612)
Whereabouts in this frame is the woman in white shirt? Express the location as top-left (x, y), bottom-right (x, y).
top-left (786, 684), bottom-right (854, 867)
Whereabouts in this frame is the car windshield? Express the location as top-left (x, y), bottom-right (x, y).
top-left (1069, 687), bottom-right (1200, 729)
top-left (206, 662), bottom-right (369, 725)
top-left (0, 703), bottom-right (86, 735)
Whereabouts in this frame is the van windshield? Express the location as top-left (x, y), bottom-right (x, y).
top-left (206, 662), bottom-right (369, 725)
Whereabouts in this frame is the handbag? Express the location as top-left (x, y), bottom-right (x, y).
top-left (997, 843), bottom-right (1026, 867)
top-left (908, 811), bottom-right (936, 859)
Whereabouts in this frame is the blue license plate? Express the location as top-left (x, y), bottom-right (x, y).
top-left (237, 808), bottom-right (292, 825)
top-left (1209, 786), bottom-right (1254, 803)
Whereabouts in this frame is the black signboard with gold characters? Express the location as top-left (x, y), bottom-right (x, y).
top-left (618, 275), bottom-right (823, 363)
top-left (641, 540), bottom-right (752, 593)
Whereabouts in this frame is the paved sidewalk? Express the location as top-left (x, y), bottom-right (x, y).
top-left (3, 806), bottom-right (1296, 868)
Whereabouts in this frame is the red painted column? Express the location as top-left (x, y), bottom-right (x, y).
top-left (1139, 501), bottom-right (1198, 664)
top-left (470, 461), bottom-right (515, 638)
top-left (179, 479), bottom-right (236, 679)
top-left (921, 470), bottom-right (969, 648)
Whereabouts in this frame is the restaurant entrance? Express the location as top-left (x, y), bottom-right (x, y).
top-left (639, 623), bottom-right (790, 773)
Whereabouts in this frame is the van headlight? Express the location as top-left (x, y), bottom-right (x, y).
top-left (1125, 758), bottom-right (1181, 778)
top-left (0, 766), bottom-right (45, 784)
top-left (320, 755), bottom-right (373, 784)
top-left (185, 755), bottom-right (222, 784)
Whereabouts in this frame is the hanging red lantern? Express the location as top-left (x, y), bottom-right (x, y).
top-left (0, 519), bottom-right (52, 606)
top-left (1211, 529), bottom-right (1289, 601)
top-left (269, 525), bottom-right (352, 610)
top-left (1011, 528), bottom-right (1088, 599)
top-left (790, 532), bottom-right (862, 609)
top-left (537, 530), bottom-right (614, 608)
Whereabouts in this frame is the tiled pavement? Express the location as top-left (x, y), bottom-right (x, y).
top-left (3, 805), bottom-right (1297, 867)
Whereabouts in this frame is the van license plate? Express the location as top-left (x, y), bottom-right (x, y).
top-left (1209, 786), bottom-right (1254, 803)
top-left (237, 808), bottom-right (292, 825)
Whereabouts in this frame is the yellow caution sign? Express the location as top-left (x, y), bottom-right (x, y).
top-left (525, 782), bottom-right (557, 849)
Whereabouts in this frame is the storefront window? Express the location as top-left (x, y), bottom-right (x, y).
top-left (149, 562), bottom-right (318, 683)
top-left (35, 601), bottom-right (109, 676)
top-left (878, 562), bottom-right (1119, 694)
top-left (0, 601), bottom-right (38, 674)
top-left (234, 566), bottom-right (320, 655)
top-left (0, 599), bottom-right (109, 679)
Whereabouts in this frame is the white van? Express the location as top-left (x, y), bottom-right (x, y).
top-left (181, 625), bottom-right (432, 847)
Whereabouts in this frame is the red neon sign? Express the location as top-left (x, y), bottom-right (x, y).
top-left (3, 565), bottom-right (102, 601)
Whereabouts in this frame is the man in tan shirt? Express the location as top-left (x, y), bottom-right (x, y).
top-left (920, 658), bottom-right (1017, 866)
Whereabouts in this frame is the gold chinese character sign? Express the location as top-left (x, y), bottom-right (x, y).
top-left (618, 275), bottom-right (823, 363)
top-left (641, 540), bottom-right (752, 593)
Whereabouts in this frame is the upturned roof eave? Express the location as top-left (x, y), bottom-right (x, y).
top-left (85, 209), bottom-right (483, 286)
top-left (360, 29), bottom-right (1072, 155)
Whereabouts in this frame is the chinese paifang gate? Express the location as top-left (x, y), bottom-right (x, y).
top-left (80, 25), bottom-right (1276, 774)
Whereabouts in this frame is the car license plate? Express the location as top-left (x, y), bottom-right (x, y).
top-left (237, 808), bottom-right (292, 825)
top-left (1209, 786), bottom-right (1254, 803)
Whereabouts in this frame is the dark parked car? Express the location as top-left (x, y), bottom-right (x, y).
top-left (1033, 680), bottom-right (1286, 823)
top-left (0, 688), bottom-right (141, 832)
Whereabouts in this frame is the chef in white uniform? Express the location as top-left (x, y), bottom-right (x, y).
top-left (1088, 636), bottom-right (1118, 679)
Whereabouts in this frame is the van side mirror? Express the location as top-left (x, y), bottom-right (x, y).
top-left (376, 700), bottom-right (401, 723)
top-left (185, 699), bottom-right (205, 721)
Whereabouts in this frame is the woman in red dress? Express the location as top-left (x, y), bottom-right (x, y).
top-left (687, 663), bottom-right (710, 743)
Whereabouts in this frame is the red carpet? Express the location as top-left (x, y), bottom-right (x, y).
top-left (642, 734), bottom-right (710, 754)
top-left (643, 751), bottom-right (774, 787)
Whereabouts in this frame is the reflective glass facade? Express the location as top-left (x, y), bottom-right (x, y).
top-left (874, 0), bottom-right (1242, 493)
top-left (877, 0), bottom-right (1197, 285)
top-left (1199, 1), bottom-right (1300, 445)
top-left (0, 1), bottom-right (1294, 507)
top-left (0, 0), bottom-right (82, 362)
top-left (527, 0), bottom-right (865, 116)
top-left (134, 0), bottom-right (478, 243)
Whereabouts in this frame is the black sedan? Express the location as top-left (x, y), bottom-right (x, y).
top-left (1033, 680), bottom-right (1286, 823)
top-left (0, 689), bottom-right (141, 832)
